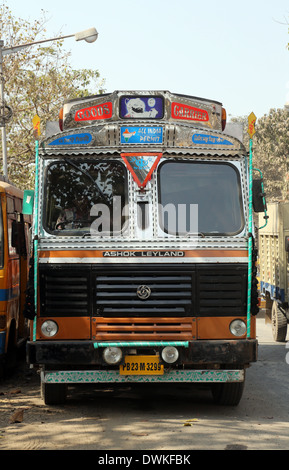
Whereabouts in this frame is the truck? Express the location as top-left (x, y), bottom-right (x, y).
top-left (0, 179), bottom-right (32, 374)
top-left (25, 90), bottom-right (266, 405)
top-left (258, 202), bottom-right (289, 342)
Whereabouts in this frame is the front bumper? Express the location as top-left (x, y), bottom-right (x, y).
top-left (41, 368), bottom-right (245, 384)
top-left (27, 338), bottom-right (258, 367)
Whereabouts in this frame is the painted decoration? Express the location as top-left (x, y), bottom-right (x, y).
top-left (192, 133), bottom-right (233, 146)
top-left (120, 96), bottom-right (164, 119)
top-left (171, 102), bottom-right (209, 122)
top-left (121, 153), bottom-right (162, 188)
top-left (248, 112), bottom-right (257, 138)
top-left (48, 133), bottom-right (92, 146)
top-left (74, 102), bottom-right (113, 121)
top-left (120, 126), bottom-right (163, 144)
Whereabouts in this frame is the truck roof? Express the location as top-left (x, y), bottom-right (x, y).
top-left (42, 90), bottom-right (246, 157)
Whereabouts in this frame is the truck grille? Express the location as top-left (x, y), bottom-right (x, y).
top-left (95, 269), bottom-right (194, 317)
top-left (39, 264), bottom-right (247, 318)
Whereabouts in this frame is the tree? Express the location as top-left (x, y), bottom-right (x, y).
top-left (251, 108), bottom-right (289, 202)
top-left (0, 3), bottom-right (105, 188)
top-left (230, 109), bottom-right (289, 202)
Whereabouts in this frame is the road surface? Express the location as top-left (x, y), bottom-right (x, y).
top-left (0, 315), bottom-right (288, 451)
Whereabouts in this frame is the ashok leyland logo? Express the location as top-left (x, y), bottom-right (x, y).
top-left (137, 285), bottom-right (151, 300)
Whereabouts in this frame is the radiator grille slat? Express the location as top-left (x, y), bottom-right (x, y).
top-left (93, 317), bottom-right (195, 341)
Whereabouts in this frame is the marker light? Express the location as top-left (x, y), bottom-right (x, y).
top-left (103, 347), bottom-right (123, 365)
top-left (59, 108), bottom-right (63, 131)
top-left (41, 320), bottom-right (58, 337)
top-left (161, 346), bottom-right (179, 364)
top-left (229, 319), bottom-right (246, 337)
top-left (222, 107), bottom-right (227, 131)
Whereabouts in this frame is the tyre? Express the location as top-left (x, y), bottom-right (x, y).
top-left (41, 381), bottom-right (67, 405)
top-left (211, 380), bottom-right (245, 406)
top-left (272, 301), bottom-right (287, 342)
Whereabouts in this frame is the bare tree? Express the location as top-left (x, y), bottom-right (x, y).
top-left (0, 3), bottom-right (105, 188)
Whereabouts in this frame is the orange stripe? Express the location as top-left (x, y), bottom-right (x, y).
top-left (39, 250), bottom-right (248, 259)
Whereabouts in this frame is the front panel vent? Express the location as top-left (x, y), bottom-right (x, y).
top-left (196, 266), bottom-right (247, 316)
top-left (40, 269), bottom-right (90, 316)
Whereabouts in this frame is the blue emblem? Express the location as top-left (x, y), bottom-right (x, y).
top-left (192, 133), bottom-right (233, 146)
top-left (48, 133), bottom-right (92, 146)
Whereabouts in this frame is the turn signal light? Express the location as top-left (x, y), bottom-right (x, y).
top-left (59, 108), bottom-right (64, 131)
top-left (222, 107), bottom-right (227, 131)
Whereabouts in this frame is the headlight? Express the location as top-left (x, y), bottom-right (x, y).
top-left (41, 320), bottom-right (58, 337)
top-left (229, 319), bottom-right (247, 337)
top-left (161, 346), bottom-right (179, 364)
top-left (103, 347), bottom-right (122, 365)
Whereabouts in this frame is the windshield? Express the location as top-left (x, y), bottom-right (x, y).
top-left (44, 159), bottom-right (127, 235)
top-left (158, 161), bottom-right (244, 236)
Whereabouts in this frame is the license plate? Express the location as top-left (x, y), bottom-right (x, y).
top-left (119, 355), bottom-right (164, 375)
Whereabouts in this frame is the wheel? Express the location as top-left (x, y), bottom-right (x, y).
top-left (211, 380), bottom-right (245, 406)
top-left (41, 381), bottom-right (67, 405)
top-left (271, 301), bottom-right (287, 342)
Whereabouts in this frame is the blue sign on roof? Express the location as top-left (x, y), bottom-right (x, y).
top-left (192, 133), bottom-right (233, 146)
top-left (121, 126), bottom-right (163, 144)
top-left (48, 133), bottom-right (92, 146)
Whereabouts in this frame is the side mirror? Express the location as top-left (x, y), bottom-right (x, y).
top-left (22, 190), bottom-right (34, 215)
top-left (252, 178), bottom-right (267, 213)
top-left (11, 219), bottom-right (27, 256)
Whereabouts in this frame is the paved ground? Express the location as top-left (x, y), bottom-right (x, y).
top-left (0, 315), bottom-right (288, 451)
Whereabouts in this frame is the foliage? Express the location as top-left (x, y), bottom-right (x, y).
top-left (0, 3), bottom-right (105, 188)
top-left (253, 108), bottom-right (289, 201)
top-left (230, 108), bottom-right (289, 202)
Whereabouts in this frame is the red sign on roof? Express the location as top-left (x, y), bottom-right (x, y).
top-left (75, 102), bottom-right (113, 121)
top-left (171, 102), bottom-right (209, 122)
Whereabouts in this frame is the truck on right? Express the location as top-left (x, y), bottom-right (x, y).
top-left (258, 202), bottom-right (289, 341)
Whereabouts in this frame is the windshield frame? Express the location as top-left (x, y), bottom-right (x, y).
top-left (42, 157), bottom-right (129, 237)
top-left (157, 159), bottom-right (245, 237)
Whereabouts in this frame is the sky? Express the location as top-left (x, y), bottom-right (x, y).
top-left (5, 0), bottom-right (289, 120)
